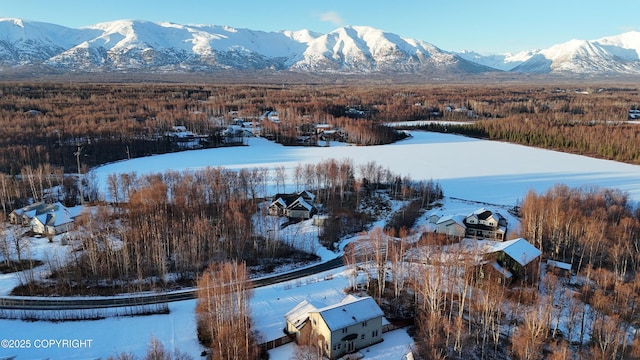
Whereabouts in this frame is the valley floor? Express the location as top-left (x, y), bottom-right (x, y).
top-left (3, 130), bottom-right (640, 359)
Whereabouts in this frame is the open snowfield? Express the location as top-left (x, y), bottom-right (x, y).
top-left (92, 131), bottom-right (640, 205)
top-left (3, 130), bottom-right (640, 359)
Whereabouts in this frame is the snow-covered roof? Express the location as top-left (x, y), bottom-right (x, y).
top-left (547, 259), bottom-right (572, 271)
top-left (436, 214), bottom-right (466, 227)
top-left (284, 300), bottom-right (320, 330)
top-left (490, 261), bottom-right (513, 279)
top-left (289, 197), bottom-right (313, 211)
top-left (485, 238), bottom-right (541, 266)
top-left (270, 197), bottom-right (288, 208)
top-left (468, 208), bottom-right (505, 222)
top-left (13, 202), bottom-right (59, 218)
top-left (32, 206), bottom-right (76, 227)
top-left (297, 190), bottom-right (316, 202)
top-left (314, 295), bottom-right (384, 331)
top-left (471, 207), bottom-right (492, 220)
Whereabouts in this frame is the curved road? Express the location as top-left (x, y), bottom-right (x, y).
top-left (0, 257), bottom-right (344, 310)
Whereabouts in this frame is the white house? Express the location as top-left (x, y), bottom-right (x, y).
top-left (431, 208), bottom-right (508, 240)
top-left (29, 204), bottom-right (82, 236)
top-left (435, 214), bottom-right (466, 237)
top-left (285, 295), bottom-right (384, 359)
top-left (13, 202), bottom-right (83, 236)
top-left (9, 202), bottom-right (59, 225)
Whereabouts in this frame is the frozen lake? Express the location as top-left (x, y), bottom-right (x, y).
top-left (93, 131), bottom-right (640, 205)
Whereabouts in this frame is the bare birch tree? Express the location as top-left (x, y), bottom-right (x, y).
top-left (196, 261), bottom-right (259, 360)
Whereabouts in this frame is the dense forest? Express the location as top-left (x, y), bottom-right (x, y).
top-left (7, 158), bottom-right (441, 296)
top-left (341, 184), bottom-right (640, 359)
top-left (1, 83), bottom-right (638, 177)
top-left (1, 82), bottom-right (638, 214)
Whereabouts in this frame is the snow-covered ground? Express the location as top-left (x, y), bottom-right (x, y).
top-left (4, 130), bottom-right (640, 359)
top-left (92, 131), bottom-right (640, 205)
top-left (0, 265), bottom-right (416, 360)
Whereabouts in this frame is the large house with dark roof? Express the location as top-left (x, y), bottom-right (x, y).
top-left (268, 190), bottom-right (317, 219)
top-left (285, 295), bottom-right (384, 359)
top-left (464, 208), bottom-right (508, 240)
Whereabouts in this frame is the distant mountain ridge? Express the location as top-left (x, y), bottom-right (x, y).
top-left (458, 31), bottom-right (640, 75)
top-left (1, 17), bottom-right (639, 76)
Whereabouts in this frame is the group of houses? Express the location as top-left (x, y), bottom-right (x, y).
top-left (164, 125), bottom-right (208, 149)
top-left (429, 207), bottom-right (508, 240)
top-left (267, 190), bottom-right (387, 359)
top-left (427, 208), bottom-right (546, 281)
top-left (267, 197), bottom-right (546, 358)
top-left (281, 236), bottom-right (543, 359)
top-left (9, 202), bottom-right (81, 236)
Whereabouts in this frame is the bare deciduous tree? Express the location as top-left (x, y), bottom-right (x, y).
top-left (196, 261), bottom-right (259, 360)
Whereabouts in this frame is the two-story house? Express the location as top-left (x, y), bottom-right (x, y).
top-left (285, 295), bottom-right (384, 359)
top-left (464, 208), bottom-right (507, 240)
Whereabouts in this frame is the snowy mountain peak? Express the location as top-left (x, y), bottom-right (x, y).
top-left (1, 18), bottom-right (639, 76)
top-left (0, 18), bottom-right (491, 74)
top-left (595, 31), bottom-right (640, 60)
top-left (0, 17), bottom-right (25, 27)
top-left (455, 49), bottom-right (540, 71)
top-left (511, 34), bottom-right (640, 74)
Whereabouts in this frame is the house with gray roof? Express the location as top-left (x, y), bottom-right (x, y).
top-left (9, 202), bottom-right (59, 225)
top-left (285, 295), bottom-right (384, 359)
top-left (481, 237), bottom-right (541, 281)
top-left (10, 202), bottom-right (82, 236)
top-left (435, 214), bottom-right (467, 237)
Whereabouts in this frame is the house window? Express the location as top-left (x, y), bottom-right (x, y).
top-left (372, 330), bottom-right (378, 337)
top-left (361, 334), bottom-right (365, 340)
top-left (342, 328), bottom-right (347, 333)
top-left (362, 321), bottom-right (368, 327)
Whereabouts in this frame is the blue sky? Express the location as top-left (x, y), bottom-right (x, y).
top-left (1, 0), bottom-right (638, 54)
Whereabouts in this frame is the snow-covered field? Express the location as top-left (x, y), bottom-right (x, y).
top-left (92, 131), bottom-right (640, 205)
top-left (3, 130), bottom-right (640, 359)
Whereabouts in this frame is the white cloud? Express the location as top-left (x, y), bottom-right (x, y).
top-left (317, 11), bottom-right (344, 26)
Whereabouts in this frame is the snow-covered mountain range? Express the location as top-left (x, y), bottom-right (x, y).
top-left (1, 17), bottom-right (640, 76)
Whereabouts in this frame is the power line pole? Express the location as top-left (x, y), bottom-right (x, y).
top-left (74, 145), bottom-right (84, 205)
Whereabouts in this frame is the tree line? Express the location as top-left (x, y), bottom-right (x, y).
top-left (11, 157), bottom-right (441, 296)
top-left (3, 83), bottom-right (638, 179)
top-left (336, 183), bottom-right (640, 359)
